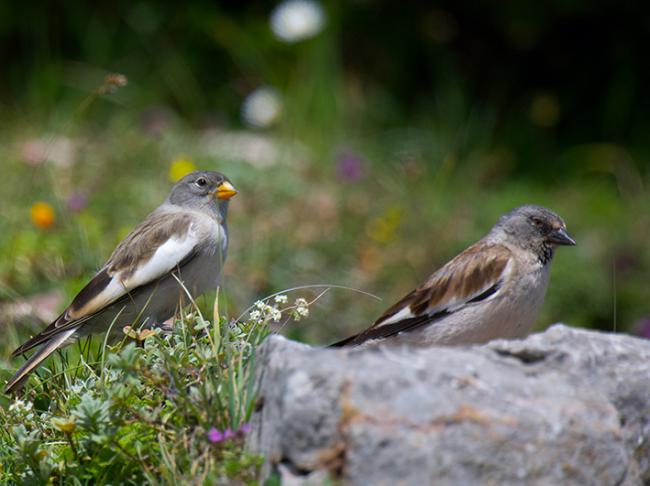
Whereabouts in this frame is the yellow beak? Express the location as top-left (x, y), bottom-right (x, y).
top-left (215, 181), bottom-right (238, 200)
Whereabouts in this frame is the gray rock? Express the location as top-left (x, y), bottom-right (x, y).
top-left (247, 325), bottom-right (650, 486)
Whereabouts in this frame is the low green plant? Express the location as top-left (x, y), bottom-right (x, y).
top-left (0, 292), bottom-right (314, 484)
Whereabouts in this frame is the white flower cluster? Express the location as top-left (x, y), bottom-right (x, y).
top-left (9, 399), bottom-right (32, 413)
top-left (274, 294), bottom-right (288, 304)
top-left (248, 294), bottom-right (311, 323)
top-left (250, 300), bottom-right (282, 322)
top-left (293, 297), bottom-right (309, 321)
top-left (8, 399), bottom-right (35, 420)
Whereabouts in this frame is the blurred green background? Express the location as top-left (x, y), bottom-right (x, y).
top-left (1, 0), bottom-right (649, 358)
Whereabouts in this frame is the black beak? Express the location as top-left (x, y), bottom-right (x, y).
top-left (548, 227), bottom-right (576, 246)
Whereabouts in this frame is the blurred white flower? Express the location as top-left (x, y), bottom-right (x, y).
top-left (9, 399), bottom-right (34, 419)
top-left (270, 0), bottom-right (326, 43)
top-left (268, 307), bottom-right (282, 322)
top-left (274, 294), bottom-right (288, 304)
top-left (20, 136), bottom-right (78, 168)
top-left (252, 299), bottom-right (283, 322)
top-left (200, 129), bottom-right (310, 169)
top-left (293, 297), bottom-right (310, 321)
top-left (241, 87), bottom-right (283, 128)
top-left (9, 399), bottom-right (28, 413)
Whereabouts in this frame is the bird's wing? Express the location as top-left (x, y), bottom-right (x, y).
top-left (331, 243), bottom-right (513, 347)
top-left (11, 210), bottom-right (200, 357)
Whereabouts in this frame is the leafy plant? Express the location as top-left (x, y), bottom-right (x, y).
top-left (0, 293), bottom-right (314, 484)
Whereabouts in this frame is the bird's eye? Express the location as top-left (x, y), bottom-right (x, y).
top-left (195, 177), bottom-right (207, 187)
top-left (529, 217), bottom-right (548, 231)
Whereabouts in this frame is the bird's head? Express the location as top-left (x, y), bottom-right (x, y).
top-left (493, 205), bottom-right (575, 262)
top-left (168, 171), bottom-right (237, 214)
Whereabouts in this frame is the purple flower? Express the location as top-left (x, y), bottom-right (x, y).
top-left (336, 151), bottom-right (366, 183)
top-left (207, 425), bottom-right (249, 443)
top-left (66, 192), bottom-right (88, 213)
top-left (207, 427), bottom-right (225, 443)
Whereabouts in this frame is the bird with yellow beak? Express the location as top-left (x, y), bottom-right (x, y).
top-left (6, 171), bottom-right (237, 393)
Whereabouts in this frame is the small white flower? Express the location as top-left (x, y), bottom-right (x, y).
top-left (295, 298), bottom-right (308, 307)
top-left (249, 310), bottom-right (262, 321)
top-left (292, 297), bottom-right (310, 321)
top-left (293, 307), bottom-right (309, 321)
top-left (296, 306), bottom-right (309, 317)
top-left (269, 307), bottom-right (282, 322)
top-left (274, 294), bottom-right (288, 304)
top-left (261, 303), bottom-right (281, 321)
top-left (9, 400), bottom-right (24, 413)
top-left (9, 399), bottom-right (33, 414)
top-left (254, 300), bottom-right (266, 310)
top-left (241, 87), bottom-right (282, 128)
top-left (270, 0), bottom-right (326, 43)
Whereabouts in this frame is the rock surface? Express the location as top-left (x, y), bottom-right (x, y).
top-left (247, 325), bottom-right (650, 486)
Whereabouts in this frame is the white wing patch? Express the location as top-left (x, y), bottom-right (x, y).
top-left (70, 227), bottom-right (199, 318)
top-left (122, 231), bottom-right (198, 289)
top-left (375, 306), bottom-right (415, 327)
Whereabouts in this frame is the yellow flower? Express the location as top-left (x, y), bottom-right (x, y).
top-left (367, 206), bottom-right (404, 244)
top-left (169, 157), bottom-right (196, 182)
top-left (30, 201), bottom-right (56, 229)
top-left (52, 417), bottom-right (76, 434)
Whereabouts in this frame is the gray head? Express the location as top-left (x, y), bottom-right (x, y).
top-left (167, 171), bottom-right (237, 219)
top-left (491, 205), bottom-right (576, 263)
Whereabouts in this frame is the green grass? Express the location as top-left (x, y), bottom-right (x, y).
top-left (0, 300), bottom-right (272, 484)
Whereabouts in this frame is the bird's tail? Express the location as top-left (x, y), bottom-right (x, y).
top-left (4, 328), bottom-right (78, 394)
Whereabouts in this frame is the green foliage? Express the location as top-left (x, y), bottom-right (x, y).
top-left (0, 311), bottom-right (268, 484)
